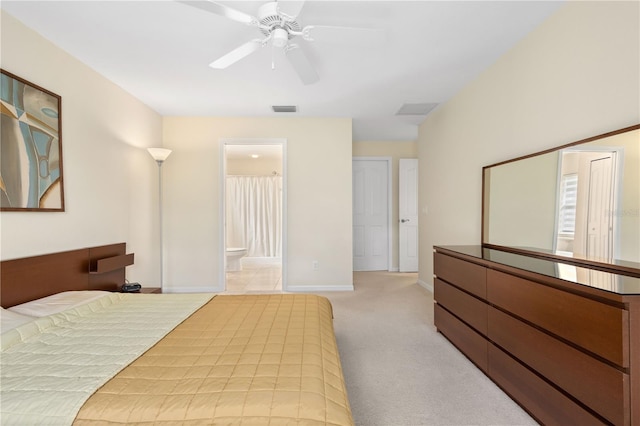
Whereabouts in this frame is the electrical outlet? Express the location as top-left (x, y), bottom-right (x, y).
top-left (312, 260), bottom-right (319, 271)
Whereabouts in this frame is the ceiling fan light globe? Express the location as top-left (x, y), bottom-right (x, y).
top-left (272, 27), bottom-right (289, 48)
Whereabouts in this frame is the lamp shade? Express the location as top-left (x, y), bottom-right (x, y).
top-left (147, 147), bottom-right (172, 162)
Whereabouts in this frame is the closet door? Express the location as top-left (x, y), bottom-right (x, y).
top-left (399, 158), bottom-right (419, 272)
top-left (353, 159), bottom-right (389, 271)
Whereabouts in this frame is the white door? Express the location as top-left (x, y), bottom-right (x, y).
top-left (586, 155), bottom-right (614, 261)
top-left (353, 159), bottom-right (389, 271)
top-left (399, 159), bottom-right (419, 272)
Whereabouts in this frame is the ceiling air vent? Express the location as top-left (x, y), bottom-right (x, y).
top-left (272, 105), bottom-right (297, 113)
top-left (396, 103), bottom-right (438, 116)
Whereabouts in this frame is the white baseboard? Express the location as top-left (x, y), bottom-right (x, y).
top-left (163, 286), bottom-right (223, 293)
top-left (164, 285), bottom-right (355, 293)
top-left (389, 266), bottom-right (399, 272)
top-left (285, 284), bottom-right (354, 292)
top-left (417, 279), bottom-right (433, 293)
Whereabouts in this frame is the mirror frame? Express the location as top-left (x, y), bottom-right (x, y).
top-left (482, 124), bottom-right (640, 277)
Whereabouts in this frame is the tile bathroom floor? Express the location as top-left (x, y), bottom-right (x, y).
top-left (224, 257), bottom-right (282, 293)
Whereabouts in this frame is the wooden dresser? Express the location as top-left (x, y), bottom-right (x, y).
top-left (434, 245), bottom-right (640, 425)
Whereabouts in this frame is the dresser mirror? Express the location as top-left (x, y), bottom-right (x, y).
top-left (482, 124), bottom-right (640, 276)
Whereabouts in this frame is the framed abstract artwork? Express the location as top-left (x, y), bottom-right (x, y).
top-left (1, 69), bottom-right (64, 211)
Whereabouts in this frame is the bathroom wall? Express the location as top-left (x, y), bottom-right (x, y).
top-left (227, 156), bottom-right (282, 176)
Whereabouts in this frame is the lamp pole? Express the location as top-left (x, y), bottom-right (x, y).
top-left (157, 160), bottom-right (164, 289)
top-left (147, 148), bottom-right (172, 291)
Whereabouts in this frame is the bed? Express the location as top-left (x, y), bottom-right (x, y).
top-left (1, 243), bottom-right (353, 425)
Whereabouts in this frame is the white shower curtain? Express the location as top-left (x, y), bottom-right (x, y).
top-left (226, 176), bottom-right (282, 257)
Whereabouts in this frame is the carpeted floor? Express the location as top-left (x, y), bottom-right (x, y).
top-left (318, 271), bottom-right (538, 426)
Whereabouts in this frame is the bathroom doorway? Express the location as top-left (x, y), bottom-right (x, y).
top-left (220, 139), bottom-right (286, 292)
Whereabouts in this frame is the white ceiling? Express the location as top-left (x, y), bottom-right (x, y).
top-left (1, 0), bottom-right (563, 141)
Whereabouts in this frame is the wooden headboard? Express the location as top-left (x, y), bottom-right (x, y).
top-left (0, 243), bottom-right (133, 308)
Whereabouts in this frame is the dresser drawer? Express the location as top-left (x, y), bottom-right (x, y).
top-left (434, 252), bottom-right (486, 299)
top-left (487, 269), bottom-right (629, 368)
top-left (488, 344), bottom-right (606, 426)
top-left (489, 307), bottom-right (629, 425)
top-left (435, 304), bottom-right (487, 372)
top-left (435, 278), bottom-right (487, 336)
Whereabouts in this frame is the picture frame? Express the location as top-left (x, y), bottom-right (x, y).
top-left (1, 69), bottom-right (64, 211)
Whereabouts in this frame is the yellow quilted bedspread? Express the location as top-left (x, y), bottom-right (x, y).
top-left (74, 294), bottom-right (353, 426)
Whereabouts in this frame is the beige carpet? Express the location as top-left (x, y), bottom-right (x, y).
top-left (318, 271), bottom-right (538, 426)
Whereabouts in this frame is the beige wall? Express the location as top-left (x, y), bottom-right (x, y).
top-left (0, 11), bottom-right (163, 285)
top-left (353, 140), bottom-right (418, 270)
top-left (486, 152), bottom-right (558, 249)
top-left (162, 117), bottom-right (353, 292)
top-left (418, 1), bottom-right (640, 286)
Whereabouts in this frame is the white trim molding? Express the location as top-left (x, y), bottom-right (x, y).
top-left (417, 278), bottom-right (433, 293)
top-left (162, 286), bottom-right (223, 293)
top-left (286, 284), bottom-right (354, 292)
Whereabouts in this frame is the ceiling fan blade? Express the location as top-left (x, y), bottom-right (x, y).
top-left (302, 25), bottom-right (386, 45)
top-left (209, 39), bottom-right (264, 69)
top-left (285, 44), bottom-right (319, 85)
top-left (277, 1), bottom-right (306, 20)
top-left (178, 1), bottom-right (259, 26)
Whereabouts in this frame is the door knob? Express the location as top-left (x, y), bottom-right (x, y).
top-left (401, 219), bottom-right (409, 223)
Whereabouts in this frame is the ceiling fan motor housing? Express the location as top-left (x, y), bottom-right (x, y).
top-left (258, 1), bottom-right (301, 42)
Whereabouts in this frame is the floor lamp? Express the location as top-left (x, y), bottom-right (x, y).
top-left (147, 148), bottom-right (172, 291)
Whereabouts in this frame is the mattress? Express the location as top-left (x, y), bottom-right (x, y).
top-left (75, 294), bottom-right (353, 425)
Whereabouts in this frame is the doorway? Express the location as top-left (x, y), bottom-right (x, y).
top-left (220, 139), bottom-right (287, 292)
top-left (352, 157), bottom-right (391, 271)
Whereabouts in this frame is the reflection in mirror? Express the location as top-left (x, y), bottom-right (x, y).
top-left (555, 262), bottom-right (640, 293)
top-left (554, 147), bottom-right (623, 262)
top-left (483, 125), bottom-right (639, 272)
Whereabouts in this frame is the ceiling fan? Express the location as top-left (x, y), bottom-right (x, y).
top-left (179, 0), bottom-right (385, 85)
